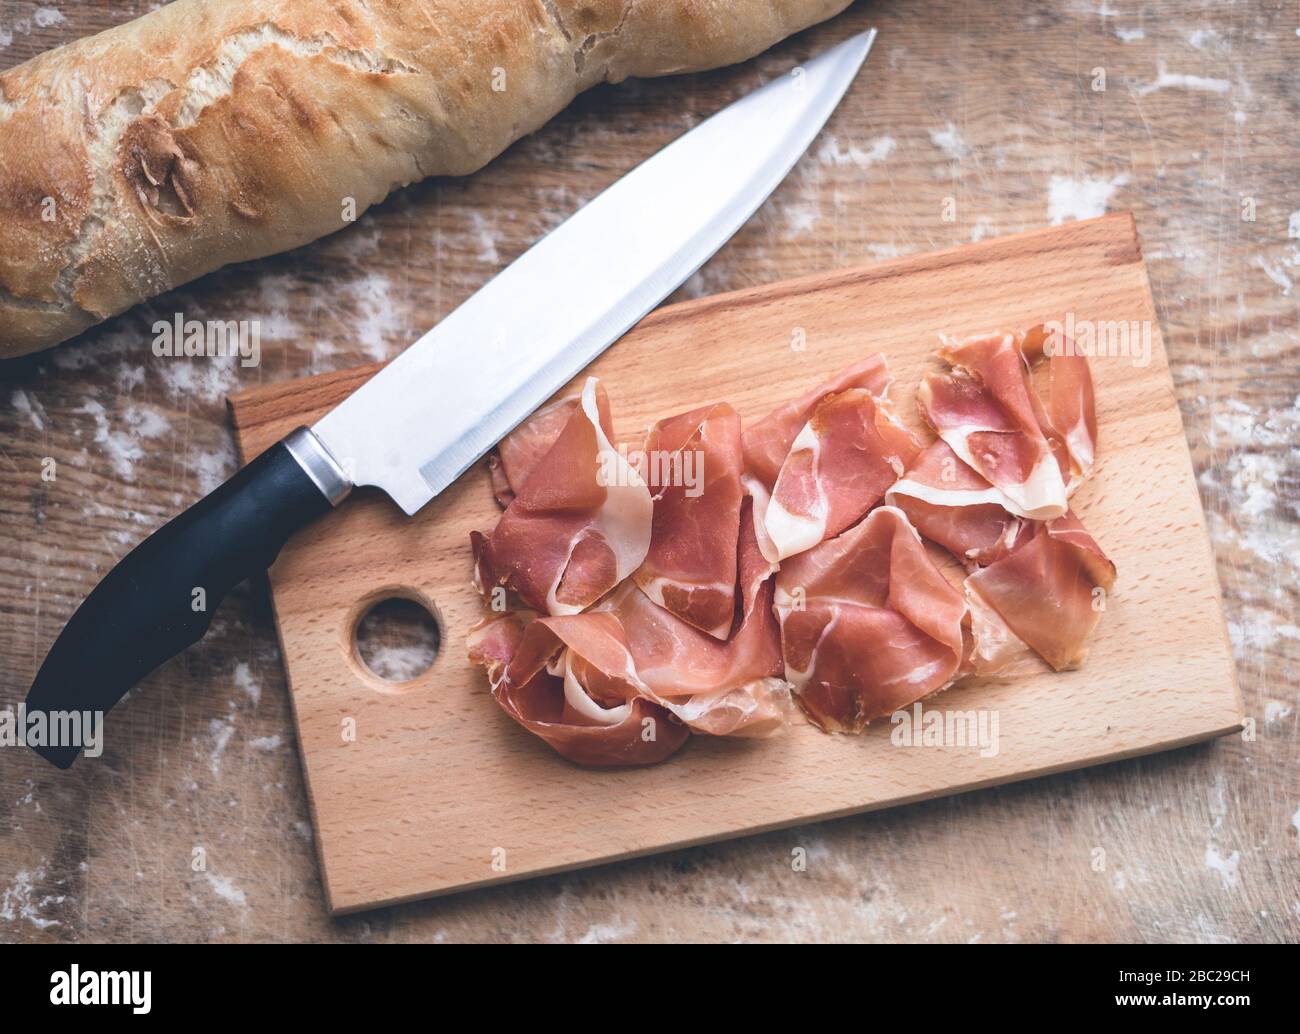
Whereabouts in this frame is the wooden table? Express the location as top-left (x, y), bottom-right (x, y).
top-left (1, 0), bottom-right (1296, 943)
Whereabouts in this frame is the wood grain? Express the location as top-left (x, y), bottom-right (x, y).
top-left (2, 0), bottom-right (1295, 943)
top-left (227, 215), bottom-right (1242, 913)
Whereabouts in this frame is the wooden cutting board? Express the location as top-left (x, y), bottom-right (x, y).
top-left (228, 213), bottom-right (1242, 915)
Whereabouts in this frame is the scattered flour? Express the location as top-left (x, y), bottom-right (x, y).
top-left (1115, 27), bottom-right (1145, 42)
top-left (254, 273), bottom-right (304, 343)
top-left (817, 134), bottom-right (896, 168)
top-left (0, 9), bottom-right (66, 49)
top-left (1263, 701), bottom-right (1293, 725)
top-left (232, 661), bottom-right (261, 706)
top-left (75, 400), bottom-right (172, 480)
top-left (1255, 257), bottom-right (1293, 295)
top-left (1231, 453), bottom-right (1285, 520)
top-left (929, 122), bottom-right (970, 160)
top-left (576, 917), bottom-right (636, 943)
top-left (1226, 610), bottom-right (1300, 659)
top-left (345, 271), bottom-right (404, 361)
top-left (205, 871), bottom-right (247, 907)
top-left (361, 643), bottom-right (437, 682)
top-left (1138, 69), bottom-right (1231, 95)
top-left (1204, 844), bottom-right (1241, 889)
top-left (11, 388), bottom-right (45, 431)
top-left (206, 717), bottom-right (236, 775)
top-left (156, 354), bottom-right (242, 403)
top-left (469, 211), bottom-right (500, 265)
top-left (1047, 173), bottom-right (1129, 224)
top-left (249, 735), bottom-right (281, 751)
top-left (115, 363), bottom-right (146, 393)
top-left (784, 202), bottom-right (821, 234)
top-left (191, 440), bottom-right (236, 494)
top-left (0, 862), bottom-right (60, 930)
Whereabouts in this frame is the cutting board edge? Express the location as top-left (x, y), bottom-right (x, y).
top-left (1123, 241), bottom-right (1245, 722)
top-left (322, 711), bottom-right (1242, 915)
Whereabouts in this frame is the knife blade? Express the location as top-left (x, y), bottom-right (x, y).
top-left (25, 29), bottom-right (876, 768)
top-left (317, 28), bottom-right (877, 514)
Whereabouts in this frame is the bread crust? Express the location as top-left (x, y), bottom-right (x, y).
top-left (0, 0), bottom-right (851, 358)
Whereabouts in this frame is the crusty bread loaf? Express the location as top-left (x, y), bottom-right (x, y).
top-left (0, 0), bottom-right (851, 358)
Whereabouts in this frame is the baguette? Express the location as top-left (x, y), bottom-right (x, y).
top-left (0, 0), bottom-right (852, 358)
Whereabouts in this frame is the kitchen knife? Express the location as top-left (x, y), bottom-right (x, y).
top-left (26, 29), bottom-right (876, 768)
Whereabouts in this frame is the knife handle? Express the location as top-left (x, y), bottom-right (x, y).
top-left (26, 428), bottom-right (351, 769)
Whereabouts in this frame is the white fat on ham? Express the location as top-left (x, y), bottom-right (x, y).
top-left (918, 331), bottom-right (1070, 521)
top-left (925, 416), bottom-right (1067, 521)
top-left (762, 388), bottom-right (921, 561)
top-left (741, 473), bottom-right (782, 566)
top-left (559, 649), bottom-right (632, 725)
top-left (763, 421), bottom-right (829, 559)
top-left (570, 378), bottom-right (653, 611)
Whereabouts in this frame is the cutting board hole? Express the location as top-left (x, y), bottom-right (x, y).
top-left (353, 595), bottom-right (441, 687)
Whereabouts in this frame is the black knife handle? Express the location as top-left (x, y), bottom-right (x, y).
top-left (26, 429), bottom-right (349, 769)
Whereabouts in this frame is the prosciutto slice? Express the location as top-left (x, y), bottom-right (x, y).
top-left (966, 508), bottom-right (1116, 671)
top-left (611, 497), bottom-right (790, 737)
top-left (1020, 324), bottom-right (1098, 492)
top-left (917, 332), bottom-right (1068, 520)
top-left (467, 611), bottom-right (689, 767)
top-left (468, 325), bottom-right (1115, 754)
top-left (885, 438), bottom-right (1024, 567)
top-left (472, 378), bottom-right (652, 615)
top-left (774, 507), bottom-right (967, 733)
top-left (633, 403), bottom-right (743, 638)
top-left (742, 354), bottom-right (892, 490)
top-left (764, 388), bottom-right (920, 560)
top-left (487, 395), bottom-right (582, 508)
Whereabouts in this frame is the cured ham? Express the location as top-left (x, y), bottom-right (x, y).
top-left (473, 378), bottom-right (652, 616)
top-left (763, 388), bottom-right (920, 559)
top-left (467, 611), bottom-right (689, 766)
top-left (742, 354), bottom-right (892, 490)
top-left (632, 403), bottom-right (743, 638)
top-left (917, 331), bottom-right (1067, 520)
top-left (774, 507), bottom-right (967, 733)
top-left (468, 323), bottom-right (1116, 759)
top-left (611, 498), bottom-right (790, 737)
top-left (885, 438), bottom-right (1023, 567)
top-left (966, 509), bottom-right (1115, 671)
top-left (487, 395), bottom-right (582, 508)
top-left (1019, 324), bottom-right (1097, 492)
top-left (901, 328), bottom-right (1111, 674)
top-left (467, 497), bottom-right (788, 762)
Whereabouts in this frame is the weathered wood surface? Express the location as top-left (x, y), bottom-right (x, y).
top-left (1, 0), bottom-right (1296, 942)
